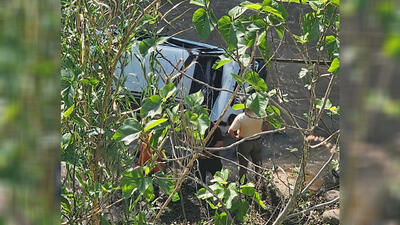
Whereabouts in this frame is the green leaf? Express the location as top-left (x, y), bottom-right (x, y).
top-left (245, 71), bottom-right (268, 91)
top-left (240, 183), bottom-right (255, 197)
top-left (137, 177), bottom-right (153, 196)
top-left (190, 0), bottom-right (206, 7)
top-left (231, 73), bottom-right (244, 86)
top-left (244, 29), bottom-right (257, 47)
top-left (211, 169), bottom-right (229, 184)
top-left (112, 119), bottom-right (142, 141)
top-left (139, 37), bottom-right (169, 56)
top-left (231, 199), bottom-right (249, 223)
top-left (63, 104), bottom-right (74, 118)
top-left (121, 169), bottom-right (153, 199)
top-left (61, 195), bottom-right (71, 214)
top-left (141, 14), bottom-right (156, 24)
top-left (328, 58), bottom-right (340, 74)
top-left (80, 77), bottom-right (99, 86)
top-left (330, 0), bottom-right (339, 7)
top-left (61, 132), bottom-right (72, 149)
top-left (218, 16), bottom-right (238, 49)
top-left (210, 177), bottom-right (228, 185)
top-left (197, 113), bottom-right (211, 136)
top-left (274, 26), bottom-right (284, 39)
top-left (209, 9), bottom-right (218, 26)
top-left (232, 104), bottom-right (245, 110)
top-left (134, 212), bottom-right (147, 224)
top-left (141, 95), bottom-right (162, 118)
top-left (308, 0), bottom-right (324, 11)
top-left (246, 93), bottom-right (269, 117)
top-left (240, 183), bottom-right (266, 209)
top-left (210, 183), bottom-right (225, 199)
top-left (160, 83), bottom-right (176, 100)
top-left (185, 90), bottom-right (204, 108)
top-left (262, 6), bottom-right (284, 19)
top-left (253, 18), bottom-right (267, 29)
top-left (218, 169), bottom-right (230, 181)
top-left (265, 105), bottom-right (282, 128)
top-left (214, 54), bottom-right (233, 69)
top-left (240, 54), bottom-right (251, 67)
top-left (228, 6), bottom-right (247, 19)
top-left (240, 175), bottom-right (246, 185)
top-left (240, 1), bottom-right (262, 11)
top-left (254, 192), bottom-right (267, 209)
top-left (197, 188), bottom-right (214, 199)
top-left (316, 98), bottom-right (333, 110)
top-left (143, 184), bottom-right (155, 202)
top-left (324, 35), bottom-right (339, 60)
top-left (326, 105), bottom-right (340, 116)
top-left (121, 133), bottom-right (140, 146)
top-left (267, 15), bottom-right (284, 38)
top-left (271, 1), bottom-right (288, 18)
top-left (302, 12), bottom-right (320, 42)
top-left (139, 38), bottom-right (156, 56)
top-left (121, 173), bottom-right (137, 198)
top-left (262, 0), bottom-right (272, 6)
top-left (214, 212), bottom-right (231, 225)
top-left (293, 34), bottom-right (308, 44)
top-left (286, 147), bottom-right (298, 152)
top-left (172, 192), bottom-right (180, 202)
top-left (207, 200), bottom-right (220, 209)
top-left (193, 8), bottom-right (212, 40)
top-left (224, 183), bottom-right (238, 209)
top-left (144, 118), bottom-right (168, 132)
top-left (221, 168), bottom-right (230, 181)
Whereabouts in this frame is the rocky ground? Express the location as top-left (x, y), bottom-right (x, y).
top-left (157, 130), bottom-right (340, 225)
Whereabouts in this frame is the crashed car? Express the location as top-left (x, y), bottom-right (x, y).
top-left (115, 37), bottom-right (267, 125)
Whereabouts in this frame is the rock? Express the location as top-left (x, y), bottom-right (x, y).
top-left (272, 168), bottom-right (325, 197)
top-left (324, 190), bottom-right (340, 201)
top-left (322, 208), bottom-right (340, 225)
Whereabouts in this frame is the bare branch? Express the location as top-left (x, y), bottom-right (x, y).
top-left (194, 128), bottom-right (285, 151)
top-left (313, 74), bottom-right (336, 129)
top-left (310, 130), bottom-right (340, 149)
top-left (286, 196), bottom-right (339, 219)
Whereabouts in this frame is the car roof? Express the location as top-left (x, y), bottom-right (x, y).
top-left (163, 37), bottom-right (225, 55)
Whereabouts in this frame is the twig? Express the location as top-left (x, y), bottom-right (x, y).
top-left (179, 190), bottom-right (187, 221)
top-left (302, 134), bottom-right (340, 194)
top-left (313, 73), bottom-right (336, 129)
top-left (286, 196), bottom-right (339, 219)
top-left (61, 197), bottom-right (125, 225)
top-left (192, 128), bottom-right (286, 151)
top-left (309, 130), bottom-right (340, 149)
top-left (276, 166), bottom-right (292, 195)
top-left (264, 200), bottom-right (283, 224)
top-left (301, 152), bottom-right (335, 195)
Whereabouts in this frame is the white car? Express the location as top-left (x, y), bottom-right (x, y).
top-left (115, 37), bottom-right (266, 126)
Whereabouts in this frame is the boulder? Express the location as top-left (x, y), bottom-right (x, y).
top-left (322, 208), bottom-right (340, 225)
top-left (324, 190), bottom-right (340, 201)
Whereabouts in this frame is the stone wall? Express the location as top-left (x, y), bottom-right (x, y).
top-left (159, 0), bottom-right (339, 147)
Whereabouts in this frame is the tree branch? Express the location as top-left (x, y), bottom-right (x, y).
top-left (286, 196), bottom-right (339, 219)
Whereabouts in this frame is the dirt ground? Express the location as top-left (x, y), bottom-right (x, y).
top-left (158, 130), bottom-right (339, 224)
